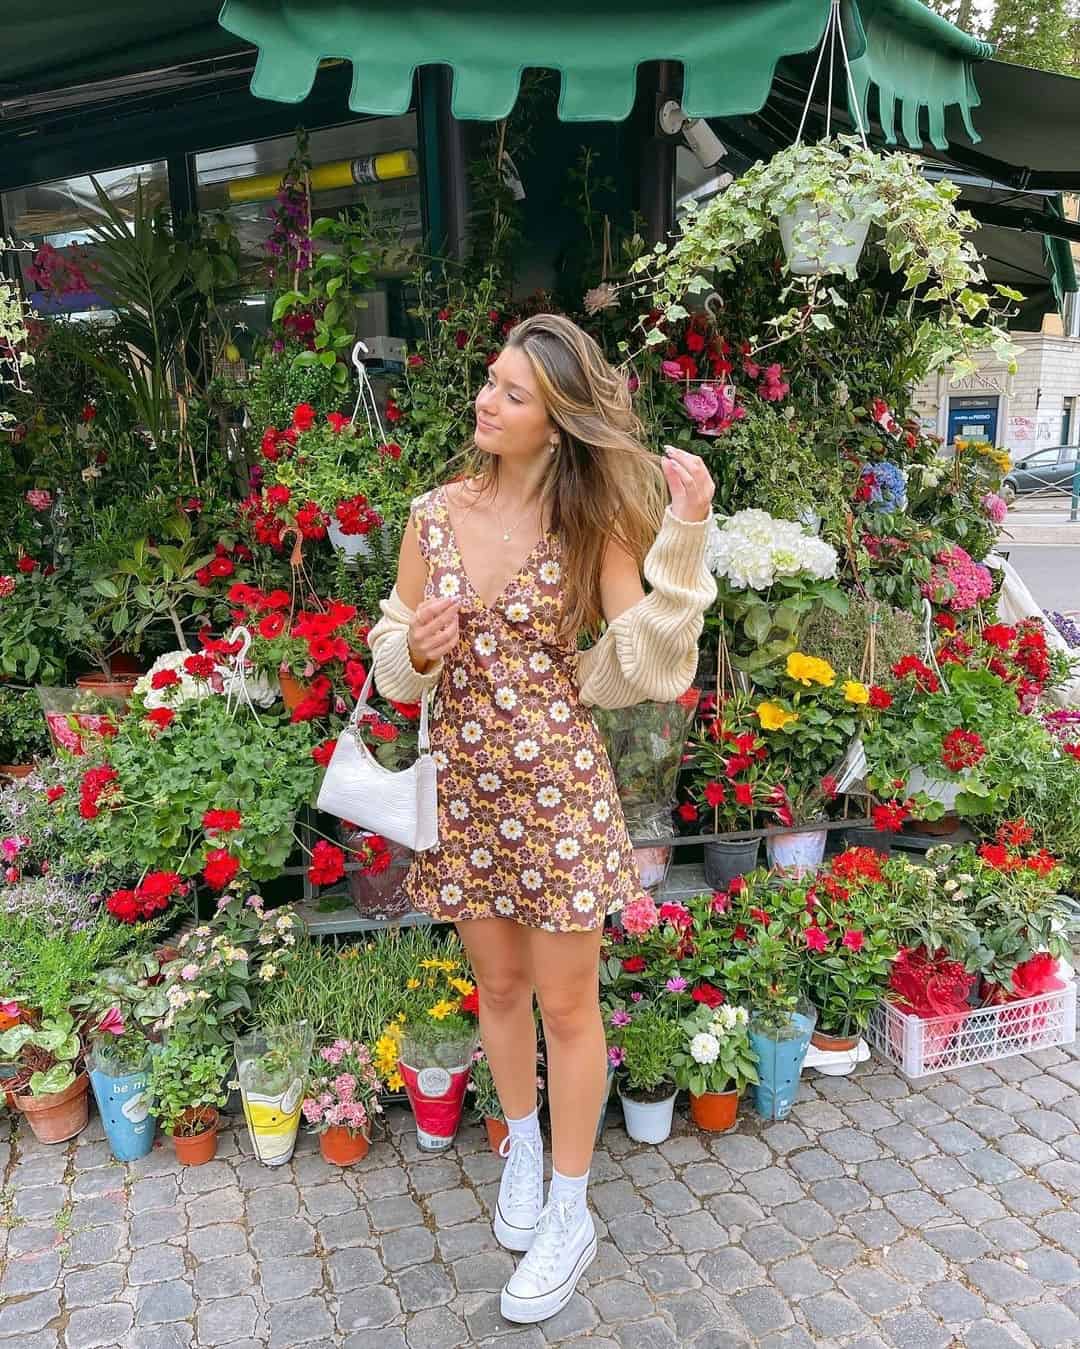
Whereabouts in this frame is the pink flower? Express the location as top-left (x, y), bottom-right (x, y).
top-left (630, 992), bottom-right (644, 1003)
top-left (302, 1099), bottom-right (323, 1124)
top-left (804, 927), bottom-right (829, 952)
top-left (684, 386), bottom-right (720, 425)
top-left (1, 836), bottom-right (29, 861)
top-left (981, 492), bottom-right (1008, 525)
top-left (179, 963), bottom-right (199, 982)
top-left (96, 1007), bottom-right (126, 1036)
top-left (621, 895), bottom-right (659, 936)
top-left (661, 360), bottom-right (684, 380)
top-left (26, 489), bottom-right (53, 512)
top-left (321, 1043), bottom-right (344, 1065)
top-left (607, 1046), bottom-right (625, 1068)
top-left (665, 976), bottom-right (688, 993)
top-left (333, 1073), bottom-right (357, 1102)
top-left (842, 929), bottom-right (865, 952)
top-left (609, 1009), bottom-right (632, 1027)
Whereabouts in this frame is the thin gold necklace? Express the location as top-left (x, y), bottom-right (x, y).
top-left (493, 495), bottom-right (540, 543)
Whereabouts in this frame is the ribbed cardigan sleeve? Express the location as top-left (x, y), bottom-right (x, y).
top-left (573, 509), bottom-right (716, 709)
top-left (367, 586), bottom-right (444, 702)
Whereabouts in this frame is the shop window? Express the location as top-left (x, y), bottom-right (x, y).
top-left (2, 161), bottom-right (169, 319)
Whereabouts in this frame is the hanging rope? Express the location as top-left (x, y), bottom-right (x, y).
top-left (795, 0), bottom-right (869, 149)
top-left (223, 625), bottom-right (262, 723)
top-left (350, 340), bottom-right (389, 444)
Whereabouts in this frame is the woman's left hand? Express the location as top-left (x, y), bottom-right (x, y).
top-left (661, 445), bottom-right (715, 523)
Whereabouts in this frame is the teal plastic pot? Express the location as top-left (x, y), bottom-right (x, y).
top-left (749, 1004), bottom-right (816, 1121)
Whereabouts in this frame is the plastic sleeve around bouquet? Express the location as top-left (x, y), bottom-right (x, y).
top-left (592, 688), bottom-right (700, 810)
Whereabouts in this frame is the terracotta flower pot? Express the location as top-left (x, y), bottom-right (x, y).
top-left (909, 815), bottom-right (960, 837)
top-left (319, 1126), bottom-right (371, 1166)
top-left (278, 672), bottom-right (307, 711)
top-left (14, 1073), bottom-right (90, 1144)
top-left (75, 673), bottom-right (139, 705)
top-left (689, 1089), bottom-right (739, 1133)
top-left (0, 764), bottom-right (34, 781)
top-left (485, 1116), bottom-right (510, 1154)
top-left (811, 1030), bottom-right (860, 1052)
top-left (171, 1107), bottom-right (220, 1166)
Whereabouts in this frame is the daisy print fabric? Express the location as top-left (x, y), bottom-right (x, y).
top-left (402, 486), bottom-right (642, 933)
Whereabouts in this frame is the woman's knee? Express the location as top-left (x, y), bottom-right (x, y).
top-left (475, 971), bottom-right (533, 1016)
top-left (537, 989), bottom-right (601, 1043)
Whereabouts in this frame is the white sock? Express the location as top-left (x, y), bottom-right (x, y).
top-left (506, 1106), bottom-right (541, 1142)
top-left (549, 1166), bottom-right (589, 1211)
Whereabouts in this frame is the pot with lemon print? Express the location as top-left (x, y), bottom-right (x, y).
top-left (235, 1022), bottom-right (314, 1167)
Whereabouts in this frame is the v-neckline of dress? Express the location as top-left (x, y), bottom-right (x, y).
top-left (439, 484), bottom-right (552, 613)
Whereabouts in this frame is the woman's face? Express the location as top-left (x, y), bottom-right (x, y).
top-left (474, 346), bottom-right (557, 459)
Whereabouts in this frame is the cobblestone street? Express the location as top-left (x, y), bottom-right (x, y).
top-left (4, 1038), bottom-right (1080, 1349)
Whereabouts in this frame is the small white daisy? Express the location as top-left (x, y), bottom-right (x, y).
top-left (572, 889), bottom-right (597, 913)
top-left (440, 883), bottom-right (463, 905)
top-left (495, 895), bottom-right (516, 916)
top-left (574, 748), bottom-right (595, 771)
top-left (461, 721), bottom-right (483, 744)
top-left (495, 687), bottom-right (518, 711)
top-left (555, 837), bottom-right (581, 861)
top-left (478, 772), bottom-right (503, 792)
top-left (521, 869), bottom-right (543, 891)
top-left (452, 667), bottom-right (468, 689)
top-left (529, 652), bottom-right (552, 674)
top-left (505, 601), bottom-right (530, 622)
top-left (449, 799), bottom-right (470, 820)
top-left (536, 785), bottom-right (562, 808)
top-left (592, 800), bottom-right (611, 823)
top-left (500, 818), bottom-right (524, 841)
top-left (428, 525), bottom-right (445, 548)
top-left (514, 738), bottom-right (540, 762)
top-left (438, 573), bottom-right (461, 599)
top-left (474, 632), bottom-right (497, 657)
top-left (433, 750), bottom-right (449, 770)
top-left (470, 847), bottom-right (493, 869)
top-left (606, 848), bottom-right (620, 872)
top-left (539, 560), bottom-right (561, 585)
top-left (549, 700), bottom-right (570, 723)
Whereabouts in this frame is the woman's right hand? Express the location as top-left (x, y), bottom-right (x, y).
top-left (408, 597), bottom-right (460, 671)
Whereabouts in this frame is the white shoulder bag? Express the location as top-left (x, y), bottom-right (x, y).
top-left (316, 667), bottom-right (439, 852)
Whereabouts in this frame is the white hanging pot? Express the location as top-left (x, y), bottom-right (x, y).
top-left (327, 519), bottom-right (375, 559)
top-left (619, 1088), bottom-right (676, 1144)
top-left (776, 199), bottom-right (871, 277)
top-left (766, 829), bottom-right (827, 878)
top-left (906, 767), bottom-right (961, 810)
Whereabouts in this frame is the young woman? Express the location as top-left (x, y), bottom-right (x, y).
top-left (369, 313), bottom-right (716, 1324)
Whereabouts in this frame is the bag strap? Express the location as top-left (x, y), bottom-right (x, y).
top-left (351, 664), bottom-right (431, 751)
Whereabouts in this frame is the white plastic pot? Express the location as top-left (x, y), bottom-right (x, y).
top-left (619, 1088), bottom-right (676, 1144)
top-left (906, 768), bottom-right (961, 809)
top-left (327, 519), bottom-right (375, 558)
top-left (777, 201), bottom-right (871, 277)
top-left (766, 828), bottom-right (827, 878)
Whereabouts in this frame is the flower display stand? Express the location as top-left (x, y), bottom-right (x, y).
top-left (867, 981), bottom-right (1077, 1079)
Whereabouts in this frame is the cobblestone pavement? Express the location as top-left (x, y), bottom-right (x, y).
top-left (4, 1042), bottom-right (1080, 1349)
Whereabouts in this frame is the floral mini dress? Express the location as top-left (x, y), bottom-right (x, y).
top-left (401, 485), bottom-right (642, 933)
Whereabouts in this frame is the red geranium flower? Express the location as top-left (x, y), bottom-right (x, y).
top-left (941, 728), bottom-right (985, 773)
top-left (266, 484), bottom-right (291, 508)
top-left (144, 708), bottom-right (175, 731)
top-left (203, 849), bottom-right (240, 890)
top-left (16, 556), bottom-right (36, 574)
top-left (892, 655), bottom-right (941, 693)
top-left (312, 738), bottom-right (338, 766)
top-left (183, 653), bottom-right (217, 680)
top-left (46, 785), bottom-right (66, 803)
top-left (872, 800), bottom-right (910, 832)
top-left (460, 990), bottom-right (480, 1016)
top-left (258, 613), bottom-right (286, 640)
top-left (621, 956), bottom-right (647, 973)
top-left (832, 847), bottom-right (884, 883)
top-left (203, 809), bottom-right (242, 834)
top-left (326, 412), bottom-right (351, 433)
top-left (151, 669), bottom-right (181, 691)
top-left (691, 982), bottom-right (724, 1008)
top-left (308, 840), bottom-right (346, 886)
top-left (292, 403), bottom-right (316, 431)
top-left (868, 686), bottom-right (893, 710)
top-left (106, 889), bottom-right (140, 923)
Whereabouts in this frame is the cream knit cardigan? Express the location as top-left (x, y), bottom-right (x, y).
top-left (368, 508), bottom-right (716, 710)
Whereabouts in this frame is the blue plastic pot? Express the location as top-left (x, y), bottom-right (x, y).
top-left (749, 1006), bottom-right (816, 1121)
top-left (89, 1056), bottom-right (155, 1162)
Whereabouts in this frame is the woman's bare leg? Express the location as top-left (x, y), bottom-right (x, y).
top-left (455, 917), bottom-right (538, 1119)
top-left (527, 926), bottom-right (607, 1177)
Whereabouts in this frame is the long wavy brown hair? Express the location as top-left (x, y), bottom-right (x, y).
top-left (450, 314), bottom-right (667, 644)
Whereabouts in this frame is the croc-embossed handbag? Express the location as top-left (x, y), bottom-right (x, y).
top-left (316, 666), bottom-right (439, 852)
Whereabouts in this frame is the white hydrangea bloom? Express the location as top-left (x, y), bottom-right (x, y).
top-left (704, 509), bottom-right (838, 590)
top-left (134, 650), bottom-right (214, 710)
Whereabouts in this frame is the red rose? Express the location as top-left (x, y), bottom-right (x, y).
top-left (195, 567), bottom-right (213, 587)
top-left (258, 614), bottom-right (286, 640)
top-left (379, 442), bottom-right (403, 460)
top-left (203, 809), bottom-right (242, 834)
top-left (150, 669), bottom-right (181, 690)
top-left (144, 708), bottom-right (175, 731)
top-left (203, 849), bottom-right (241, 890)
top-left (292, 403), bottom-right (316, 431)
top-left (308, 840), bottom-right (346, 886)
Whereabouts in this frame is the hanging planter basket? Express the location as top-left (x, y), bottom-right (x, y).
top-left (776, 200), bottom-right (872, 277)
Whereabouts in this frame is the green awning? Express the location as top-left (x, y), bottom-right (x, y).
top-left (218, 0), bottom-right (991, 140)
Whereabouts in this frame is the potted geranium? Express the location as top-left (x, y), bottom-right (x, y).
top-left (672, 1002), bottom-right (757, 1133)
top-left (593, 691), bottom-right (700, 893)
top-left (610, 1002), bottom-right (683, 1144)
top-left (0, 1011), bottom-right (89, 1143)
top-left (684, 693), bottom-right (784, 886)
top-left (0, 687), bottom-right (50, 778)
top-left (381, 953), bottom-right (479, 1151)
top-left (339, 827), bottom-right (413, 920)
top-left (148, 1037), bottom-right (230, 1166)
top-left (302, 1037), bottom-right (384, 1165)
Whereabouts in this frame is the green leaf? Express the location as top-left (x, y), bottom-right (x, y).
top-left (271, 290), bottom-right (305, 323)
top-left (93, 578), bottom-right (121, 599)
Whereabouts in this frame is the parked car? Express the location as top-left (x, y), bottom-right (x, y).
top-left (1002, 444), bottom-right (1078, 502)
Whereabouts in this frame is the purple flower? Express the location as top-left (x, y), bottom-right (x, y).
top-left (684, 386), bottom-right (719, 425)
top-left (607, 1046), bottom-right (625, 1068)
top-left (609, 1009), bottom-right (632, 1028)
top-left (666, 976), bottom-right (688, 993)
top-left (630, 992), bottom-right (644, 1003)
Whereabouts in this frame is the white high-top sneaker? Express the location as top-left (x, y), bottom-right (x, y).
top-left (500, 1196), bottom-right (597, 1323)
top-left (493, 1131), bottom-right (544, 1252)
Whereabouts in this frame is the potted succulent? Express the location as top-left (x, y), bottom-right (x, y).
top-left (0, 1011), bottom-right (89, 1143)
top-left (302, 1037), bottom-right (383, 1166)
top-left (235, 1021), bottom-right (314, 1167)
top-left (148, 1038), bottom-right (231, 1166)
top-left (383, 957), bottom-right (479, 1152)
top-left (672, 1002), bottom-right (757, 1133)
top-left (610, 1002), bottom-right (683, 1144)
top-left (0, 687), bottom-right (50, 778)
top-left (593, 691), bottom-right (699, 893)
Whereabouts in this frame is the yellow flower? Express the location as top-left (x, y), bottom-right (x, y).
top-left (406, 978), bottom-right (421, 990)
top-left (427, 999), bottom-right (459, 1021)
top-left (387, 1072), bottom-right (404, 1092)
top-left (786, 652), bottom-right (836, 687)
top-left (448, 977), bottom-right (475, 996)
top-left (756, 701), bottom-right (799, 732)
top-left (842, 680), bottom-right (870, 705)
top-left (338, 945), bottom-right (359, 961)
top-left (420, 957), bottom-right (459, 973)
